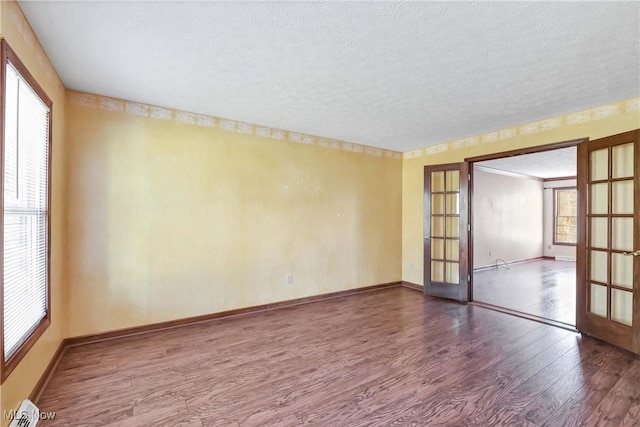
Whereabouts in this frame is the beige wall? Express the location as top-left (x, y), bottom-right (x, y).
top-left (472, 169), bottom-right (543, 268)
top-left (64, 92), bottom-right (402, 338)
top-left (0, 1), bottom-right (67, 423)
top-left (402, 98), bottom-right (640, 286)
top-left (543, 179), bottom-right (578, 260)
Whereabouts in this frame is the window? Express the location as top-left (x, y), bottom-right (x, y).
top-left (554, 187), bottom-right (577, 245)
top-left (1, 40), bottom-right (52, 381)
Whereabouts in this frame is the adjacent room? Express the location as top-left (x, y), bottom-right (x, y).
top-left (0, 1), bottom-right (638, 426)
top-left (471, 148), bottom-right (578, 325)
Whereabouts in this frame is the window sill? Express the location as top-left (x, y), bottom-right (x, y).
top-left (1, 316), bottom-right (50, 383)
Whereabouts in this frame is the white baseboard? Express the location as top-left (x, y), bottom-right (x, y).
top-left (555, 256), bottom-right (576, 262)
top-left (473, 256), bottom-right (544, 271)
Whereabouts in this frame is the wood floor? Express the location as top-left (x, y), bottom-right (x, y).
top-left (37, 286), bottom-right (639, 426)
top-left (473, 259), bottom-right (576, 325)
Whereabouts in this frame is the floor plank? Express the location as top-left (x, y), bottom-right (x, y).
top-left (36, 287), bottom-right (638, 426)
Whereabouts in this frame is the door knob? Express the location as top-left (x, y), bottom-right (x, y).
top-left (622, 250), bottom-right (640, 257)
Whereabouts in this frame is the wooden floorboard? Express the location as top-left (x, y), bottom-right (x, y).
top-left (36, 287), bottom-right (639, 426)
top-left (473, 259), bottom-right (576, 325)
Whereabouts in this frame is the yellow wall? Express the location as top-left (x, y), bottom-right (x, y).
top-left (0, 0), bottom-right (639, 422)
top-left (0, 1), bottom-right (67, 423)
top-left (64, 92), bottom-right (403, 338)
top-left (402, 98), bottom-right (640, 285)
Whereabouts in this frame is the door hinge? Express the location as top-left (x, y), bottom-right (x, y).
top-left (468, 224), bottom-right (471, 232)
top-left (468, 174), bottom-right (471, 181)
top-left (467, 275), bottom-right (471, 281)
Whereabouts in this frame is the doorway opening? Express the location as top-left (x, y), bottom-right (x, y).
top-left (423, 131), bottom-right (639, 353)
top-left (469, 145), bottom-right (579, 326)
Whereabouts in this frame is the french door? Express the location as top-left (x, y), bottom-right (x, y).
top-left (423, 163), bottom-right (470, 301)
top-left (577, 130), bottom-right (639, 354)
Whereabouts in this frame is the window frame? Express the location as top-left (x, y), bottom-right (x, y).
top-left (0, 39), bottom-right (53, 383)
top-left (553, 186), bottom-right (578, 247)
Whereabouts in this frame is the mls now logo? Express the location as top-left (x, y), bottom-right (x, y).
top-left (5, 399), bottom-right (56, 426)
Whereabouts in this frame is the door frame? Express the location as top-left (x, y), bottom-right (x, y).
top-left (463, 138), bottom-right (588, 312)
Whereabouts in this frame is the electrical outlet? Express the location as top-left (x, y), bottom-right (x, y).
top-left (286, 274), bottom-right (293, 285)
top-left (409, 262), bottom-right (414, 272)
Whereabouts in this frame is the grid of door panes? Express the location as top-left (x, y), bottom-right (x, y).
top-left (430, 170), bottom-right (460, 285)
top-left (587, 142), bottom-right (634, 326)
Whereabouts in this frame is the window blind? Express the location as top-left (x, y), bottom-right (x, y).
top-left (3, 61), bottom-right (50, 359)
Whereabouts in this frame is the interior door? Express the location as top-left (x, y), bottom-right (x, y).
top-left (577, 130), bottom-right (639, 354)
top-left (424, 163), bottom-right (469, 301)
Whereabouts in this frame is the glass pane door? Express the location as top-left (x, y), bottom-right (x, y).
top-left (424, 163), bottom-right (469, 301)
top-left (578, 130), bottom-right (639, 354)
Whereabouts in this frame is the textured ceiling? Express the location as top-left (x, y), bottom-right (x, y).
top-left (476, 147), bottom-right (577, 179)
top-left (18, 1), bottom-right (640, 151)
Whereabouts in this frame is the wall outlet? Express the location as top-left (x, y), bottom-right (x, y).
top-left (409, 262), bottom-right (414, 272)
top-left (489, 250), bottom-right (492, 257)
top-left (286, 274), bottom-right (293, 285)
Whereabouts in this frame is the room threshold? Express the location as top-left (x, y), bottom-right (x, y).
top-left (470, 301), bottom-right (578, 333)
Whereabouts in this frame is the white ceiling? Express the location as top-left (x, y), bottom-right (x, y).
top-left (476, 146), bottom-right (577, 179)
top-left (19, 1), bottom-right (640, 152)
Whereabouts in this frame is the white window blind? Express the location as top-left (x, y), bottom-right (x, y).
top-left (3, 61), bottom-right (50, 359)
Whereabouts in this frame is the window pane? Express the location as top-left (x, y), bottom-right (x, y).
top-left (590, 148), bottom-right (608, 181)
top-left (445, 216), bottom-right (459, 238)
top-left (445, 262), bottom-right (459, 284)
top-left (612, 180), bottom-right (633, 214)
top-left (431, 238), bottom-right (444, 259)
top-left (612, 218), bottom-right (633, 252)
top-left (611, 289), bottom-right (632, 326)
top-left (590, 183), bottom-right (608, 215)
top-left (431, 216), bottom-right (444, 238)
top-left (556, 189), bottom-right (577, 216)
top-left (431, 194), bottom-right (444, 215)
top-left (431, 171), bottom-right (445, 192)
top-left (3, 214), bottom-right (48, 356)
top-left (4, 64), bottom-right (19, 201)
top-left (445, 170), bottom-right (459, 191)
top-left (3, 60), bottom-right (50, 359)
top-left (590, 283), bottom-right (607, 318)
top-left (589, 250), bottom-right (607, 284)
top-left (612, 143), bottom-right (634, 179)
top-left (590, 217), bottom-right (607, 249)
top-left (445, 193), bottom-right (459, 215)
top-left (612, 253), bottom-right (633, 289)
top-left (431, 261), bottom-right (444, 282)
top-left (445, 239), bottom-right (459, 261)
top-left (555, 188), bottom-right (577, 244)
